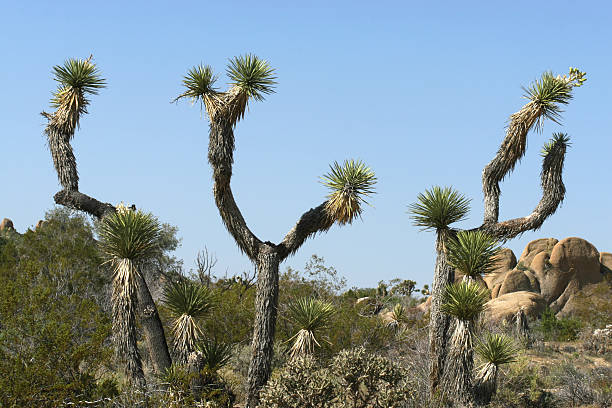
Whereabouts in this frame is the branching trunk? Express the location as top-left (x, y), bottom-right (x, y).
top-left (246, 245), bottom-right (280, 408)
top-left (429, 233), bottom-right (455, 399)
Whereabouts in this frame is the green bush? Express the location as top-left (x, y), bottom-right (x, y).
top-left (0, 209), bottom-right (114, 407)
top-left (536, 307), bottom-right (582, 341)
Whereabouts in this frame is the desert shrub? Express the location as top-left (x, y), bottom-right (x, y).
top-left (535, 307), bottom-right (582, 341)
top-left (0, 208), bottom-right (114, 407)
top-left (491, 357), bottom-right (555, 408)
top-left (260, 347), bottom-right (415, 408)
top-left (554, 363), bottom-right (612, 408)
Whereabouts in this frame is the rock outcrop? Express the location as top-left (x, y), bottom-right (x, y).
top-left (0, 218), bottom-right (14, 231)
top-left (484, 291), bottom-right (547, 323)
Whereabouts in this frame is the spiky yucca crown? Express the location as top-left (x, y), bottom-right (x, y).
top-left (287, 298), bottom-right (335, 332)
top-left (446, 230), bottom-right (501, 278)
top-left (521, 67), bottom-right (586, 130)
top-left (162, 279), bottom-right (215, 319)
top-left (98, 205), bottom-right (161, 262)
top-left (441, 280), bottom-right (489, 322)
top-left (175, 54), bottom-right (276, 127)
top-left (49, 56), bottom-right (106, 134)
top-left (196, 338), bottom-right (233, 372)
top-left (475, 333), bottom-right (518, 366)
top-left (409, 186), bottom-right (471, 231)
top-left (321, 159), bottom-right (377, 225)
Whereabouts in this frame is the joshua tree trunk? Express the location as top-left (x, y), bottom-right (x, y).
top-left (246, 245), bottom-right (281, 408)
top-left (429, 233), bottom-right (455, 400)
top-left (136, 271), bottom-right (172, 374)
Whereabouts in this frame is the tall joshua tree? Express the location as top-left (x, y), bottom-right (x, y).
top-left (176, 55), bottom-right (377, 407)
top-left (409, 68), bottom-right (586, 397)
top-left (41, 57), bottom-right (172, 375)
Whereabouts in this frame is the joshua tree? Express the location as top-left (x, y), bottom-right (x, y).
top-left (162, 279), bottom-right (215, 363)
top-left (386, 303), bottom-right (409, 332)
top-left (176, 55), bottom-right (376, 407)
top-left (286, 297), bottom-right (335, 359)
top-left (515, 307), bottom-right (531, 345)
top-left (409, 68), bottom-right (586, 397)
top-left (409, 186), bottom-right (471, 395)
top-left (98, 204), bottom-right (163, 386)
top-left (474, 333), bottom-right (518, 405)
top-left (41, 57), bottom-right (172, 375)
top-left (441, 280), bottom-right (490, 407)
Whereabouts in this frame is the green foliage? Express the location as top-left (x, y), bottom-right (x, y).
top-left (541, 132), bottom-right (571, 158)
top-left (226, 54), bottom-right (277, 101)
top-left (163, 279), bottom-right (215, 319)
top-left (492, 357), bottom-right (555, 408)
top-left (522, 68), bottom-right (586, 128)
top-left (535, 307), bottom-right (583, 341)
top-left (446, 230), bottom-right (501, 277)
top-left (0, 208), bottom-right (113, 407)
top-left (476, 333), bottom-right (518, 366)
top-left (409, 186), bottom-right (470, 231)
top-left (286, 298), bottom-right (335, 358)
top-left (321, 159), bottom-right (377, 225)
top-left (174, 64), bottom-right (219, 104)
top-left (52, 57), bottom-right (106, 96)
top-left (198, 337), bottom-right (233, 372)
top-left (441, 280), bottom-right (489, 322)
top-left (98, 205), bottom-right (162, 262)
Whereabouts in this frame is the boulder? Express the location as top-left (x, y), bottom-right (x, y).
top-left (483, 248), bottom-right (516, 291)
top-left (0, 218), bottom-right (14, 231)
top-left (518, 238), bottom-right (558, 268)
top-left (557, 282), bottom-right (612, 320)
top-left (484, 291), bottom-right (547, 323)
top-left (498, 269), bottom-right (539, 296)
top-left (35, 220), bottom-right (45, 230)
top-left (416, 296), bottom-right (431, 314)
top-left (534, 237), bottom-right (603, 308)
top-left (600, 252), bottom-right (612, 275)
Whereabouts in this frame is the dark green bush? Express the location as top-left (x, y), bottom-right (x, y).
top-left (536, 307), bottom-right (583, 341)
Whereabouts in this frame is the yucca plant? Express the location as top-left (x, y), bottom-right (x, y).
top-left (177, 55), bottom-right (376, 408)
top-left (42, 56), bottom-right (106, 191)
top-left (98, 204), bottom-right (162, 386)
top-left (386, 303), bottom-right (409, 331)
top-left (321, 160), bottom-right (377, 225)
top-left (441, 281), bottom-right (489, 406)
top-left (474, 333), bottom-right (518, 404)
top-left (197, 337), bottom-right (233, 372)
top-left (286, 298), bottom-right (335, 358)
top-left (446, 230), bottom-right (501, 280)
top-left (163, 279), bottom-right (215, 363)
top-left (409, 186), bottom-right (470, 394)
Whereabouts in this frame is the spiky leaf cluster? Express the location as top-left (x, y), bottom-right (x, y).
top-left (49, 57), bottom-right (106, 133)
top-left (227, 54), bottom-right (277, 102)
top-left (98, 208), bottom-right (161, 262)
top-left (386, 303), bottom-right (408, 330)
top-left (287, 298), bottom-right (335, 358)
top-left (541, 132), bottom-right (571, 158)
top-left (409, 186), bottom-right (470, 231)
top-left (522, 68), bottom-right (586, 128)
top-left (446, 230), bottom-right (501, 278)
top-left (173, 64), bottom-right (220, 115)
top-left (163, 279), bottom-right (215, 319)
top-left (441, 280), bottom-right (489, 322)
top-left (197, 337), bottom-right (233, 372)
top-left (475, 333), bottom-right (518, 367)
top-left (321, 159), bottom-right (377, 225)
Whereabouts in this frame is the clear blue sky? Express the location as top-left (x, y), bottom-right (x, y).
top-left (2, 1), bottom-right (611, 288)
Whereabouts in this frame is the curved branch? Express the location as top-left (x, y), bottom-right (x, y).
top-left (208, 93), bottom-right (262, 260)
top-left (277, 202), bottom-right (334, 261)
top-left (478, 135), bottom-right (568, 240)
top-left (43, 112), bottom-right (79, 191)
top-left (54, 189), bottom-right (116, 219)
top-left (481, 102), bottom-right (541, 224)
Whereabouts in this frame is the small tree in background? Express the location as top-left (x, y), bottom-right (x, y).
top-left (176, 55), bottom-right (377, 407)
top-left (409, 68), bottom-right (586, 397)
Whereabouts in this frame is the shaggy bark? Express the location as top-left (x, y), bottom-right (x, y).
top-left (54, 190), bottom-right (116, 219)
top-left (136, 271), bottom-right (172, 374)
top-left (429, 233), bottom-right (455, 399)
top-left (246, 246), bottom-right (280, 408)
